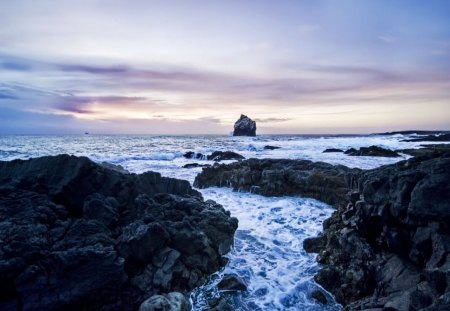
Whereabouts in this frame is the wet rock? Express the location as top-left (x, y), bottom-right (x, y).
top-left (308, 153), bottom-right (450, 309)
top-left (0, 155), bottom-right (238, 311)
top-left (183, 151), bottom-right (205, 160)
top-left (182, 163), bottom-right (211, 169)
top-left (311, 289), bottom-right (328, 304)
top-left (264, 145), bottom-right (281, 150)
top-left (194, 158), bottom-right (359, 207)
top-left (208, 297), bottom-right (233, 311)
top-left (207, 151), bottom-right (245, 161)
top-left (217, 273), bottom-right (247, 291)
top-left (139, 292), bottom-right (188, 311)
top-left (344, 145), bottom-right (400, 157)
top-left (323, 148), bottom-right (344, 153)
top-left (233, 114), bottom-right (256, 136)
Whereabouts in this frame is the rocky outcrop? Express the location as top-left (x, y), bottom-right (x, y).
top-left (401, 133), bottom-right (450, 142)
top-left (233, 115), bottom-right (256, 136)
top-left (398, 144), bottom-right (450, 157)
top-left (305, 153), bottom-right (450, 310)
top-left (194, 158), bottom-right (359, 207)
top-left (0, 155), bottom-right (238, 311)
top-left (184, 151), bottom-right (245, 162)
top-left (344, 145), bottom-right (401, 157)
top-left (194, 153), bottom-right (450, 310)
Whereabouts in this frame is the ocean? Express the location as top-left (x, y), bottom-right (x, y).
top-left (0, 134), bottom-right (429, 310)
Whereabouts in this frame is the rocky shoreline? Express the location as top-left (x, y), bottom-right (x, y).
top-left (195, 152), bottom-right (450, 310)
top-left (0, 155), bottom-right (238, 311)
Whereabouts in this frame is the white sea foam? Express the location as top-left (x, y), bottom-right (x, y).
top-left (0, 133), bottom-right (445, 310)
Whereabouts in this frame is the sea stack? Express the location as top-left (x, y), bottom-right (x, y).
top-left (233, 114), bottom-right (256, 136)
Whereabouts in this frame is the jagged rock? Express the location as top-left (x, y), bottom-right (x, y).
top-left (194, 158), bottom-right (359, 207)
top-left (207, 151), bottom-right (245, 161)
top-left (233, 114), bottom-right (256, 136)
top-left (217, 274), bottom-right (247, 291)
top-left (308, 153), bottom-right (450, 309)
top-left (0, 155), bottom-right (238, 311)
top-left (264, 145), bottom-right (280, 150)
top-left (401, 133), bottom-right (450, 142)
top-left (323, 148), bottom-right (344, 153)
top-left (344, 145), bottom-right (400, 157)
top-left (194, 152), bottom-right (450, 309)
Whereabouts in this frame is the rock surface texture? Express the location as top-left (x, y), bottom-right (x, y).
top-left (195, 153), bottom-right (450, 310)
top-left (0, 155), bottom-right (238, 311)
top-left (233, 114), bottom-right (256, 136)
top-left (194, 158), bottom-right (359, 207)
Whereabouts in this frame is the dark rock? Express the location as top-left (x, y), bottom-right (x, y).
top-left (323, 148), bottom-right (344, 153)
top-left (194, 158), bottom-right (359, 207)
top-left (208, 297), bottom-right (233, 311)
top-left (139, 292), bottom-right (188, 311)
top-left (264, 145), bottom-right (281, 150)
top-left (401, 133), bottom-right (450, 142)
top-left (207, 151), bottom-right (245, 161)
top-left (311, 289), bottom-right (328, 304)
top-left (344, 145), bottom-right (401, 157)
top-left (193, 152), bottom-right (450, 309)
top-left (0, 155), bottom-right (238, 311)
top-left (233, 114), bottom-right (256, 136)
top-left (311, 153), bottom-right (450, 309)
top-left (182, 163), bottom-right (211, 169)
top-left (398, 144), bottom-right (450, 158)
top-left (217, 273), bottom-right (247, 291)
top-left (183, 151), bottom-right (205, 160)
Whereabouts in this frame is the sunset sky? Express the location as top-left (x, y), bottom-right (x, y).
top-left (1, 0), bottom-right (449, 134)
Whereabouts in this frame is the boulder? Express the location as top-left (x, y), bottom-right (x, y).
top-left (182, 163), bottom-right (211, 169)
top-left (217, 274), bottom-right (247, 291)
top-left (264, 145), bottom-right (281, 150)
top-left (0, 155), bottom-right (238, 311)
top-left (344, 145), bottom-right (400, 157)
top-left (323, 148), bottom-right (344, 153)
top-left (207, 151), bottom-right (245, 161)
top-left (233, 114), bottom-right (256, 136)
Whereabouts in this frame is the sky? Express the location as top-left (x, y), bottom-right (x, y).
top-left (1, 0), bottom-right (449, 134)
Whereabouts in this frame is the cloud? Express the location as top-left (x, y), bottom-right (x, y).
top-left (378, 35), bottom-right (397, 43)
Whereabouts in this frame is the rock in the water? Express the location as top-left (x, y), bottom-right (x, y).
top-left (0, 155), bottom-right (238, 311)
top-left (264, 145), bottom-right (281, 150)
top-left (344, 145), bottom-right (400, 157)
top-left (207, 151), bottom-right (245, 161)
top-left (182, 163), bottom-right (211, 169)
top-left (323, 148), bottom-right (344, 153)
top-left (183, 151), bottom-right (205, 160)
top-left (217, 274), bottom-right (247, 291)
top-left (233, 114), bottom-right (256, 136)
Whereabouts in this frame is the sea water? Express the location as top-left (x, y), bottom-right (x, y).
top-left (0, 134), bottom-right (427, 310)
